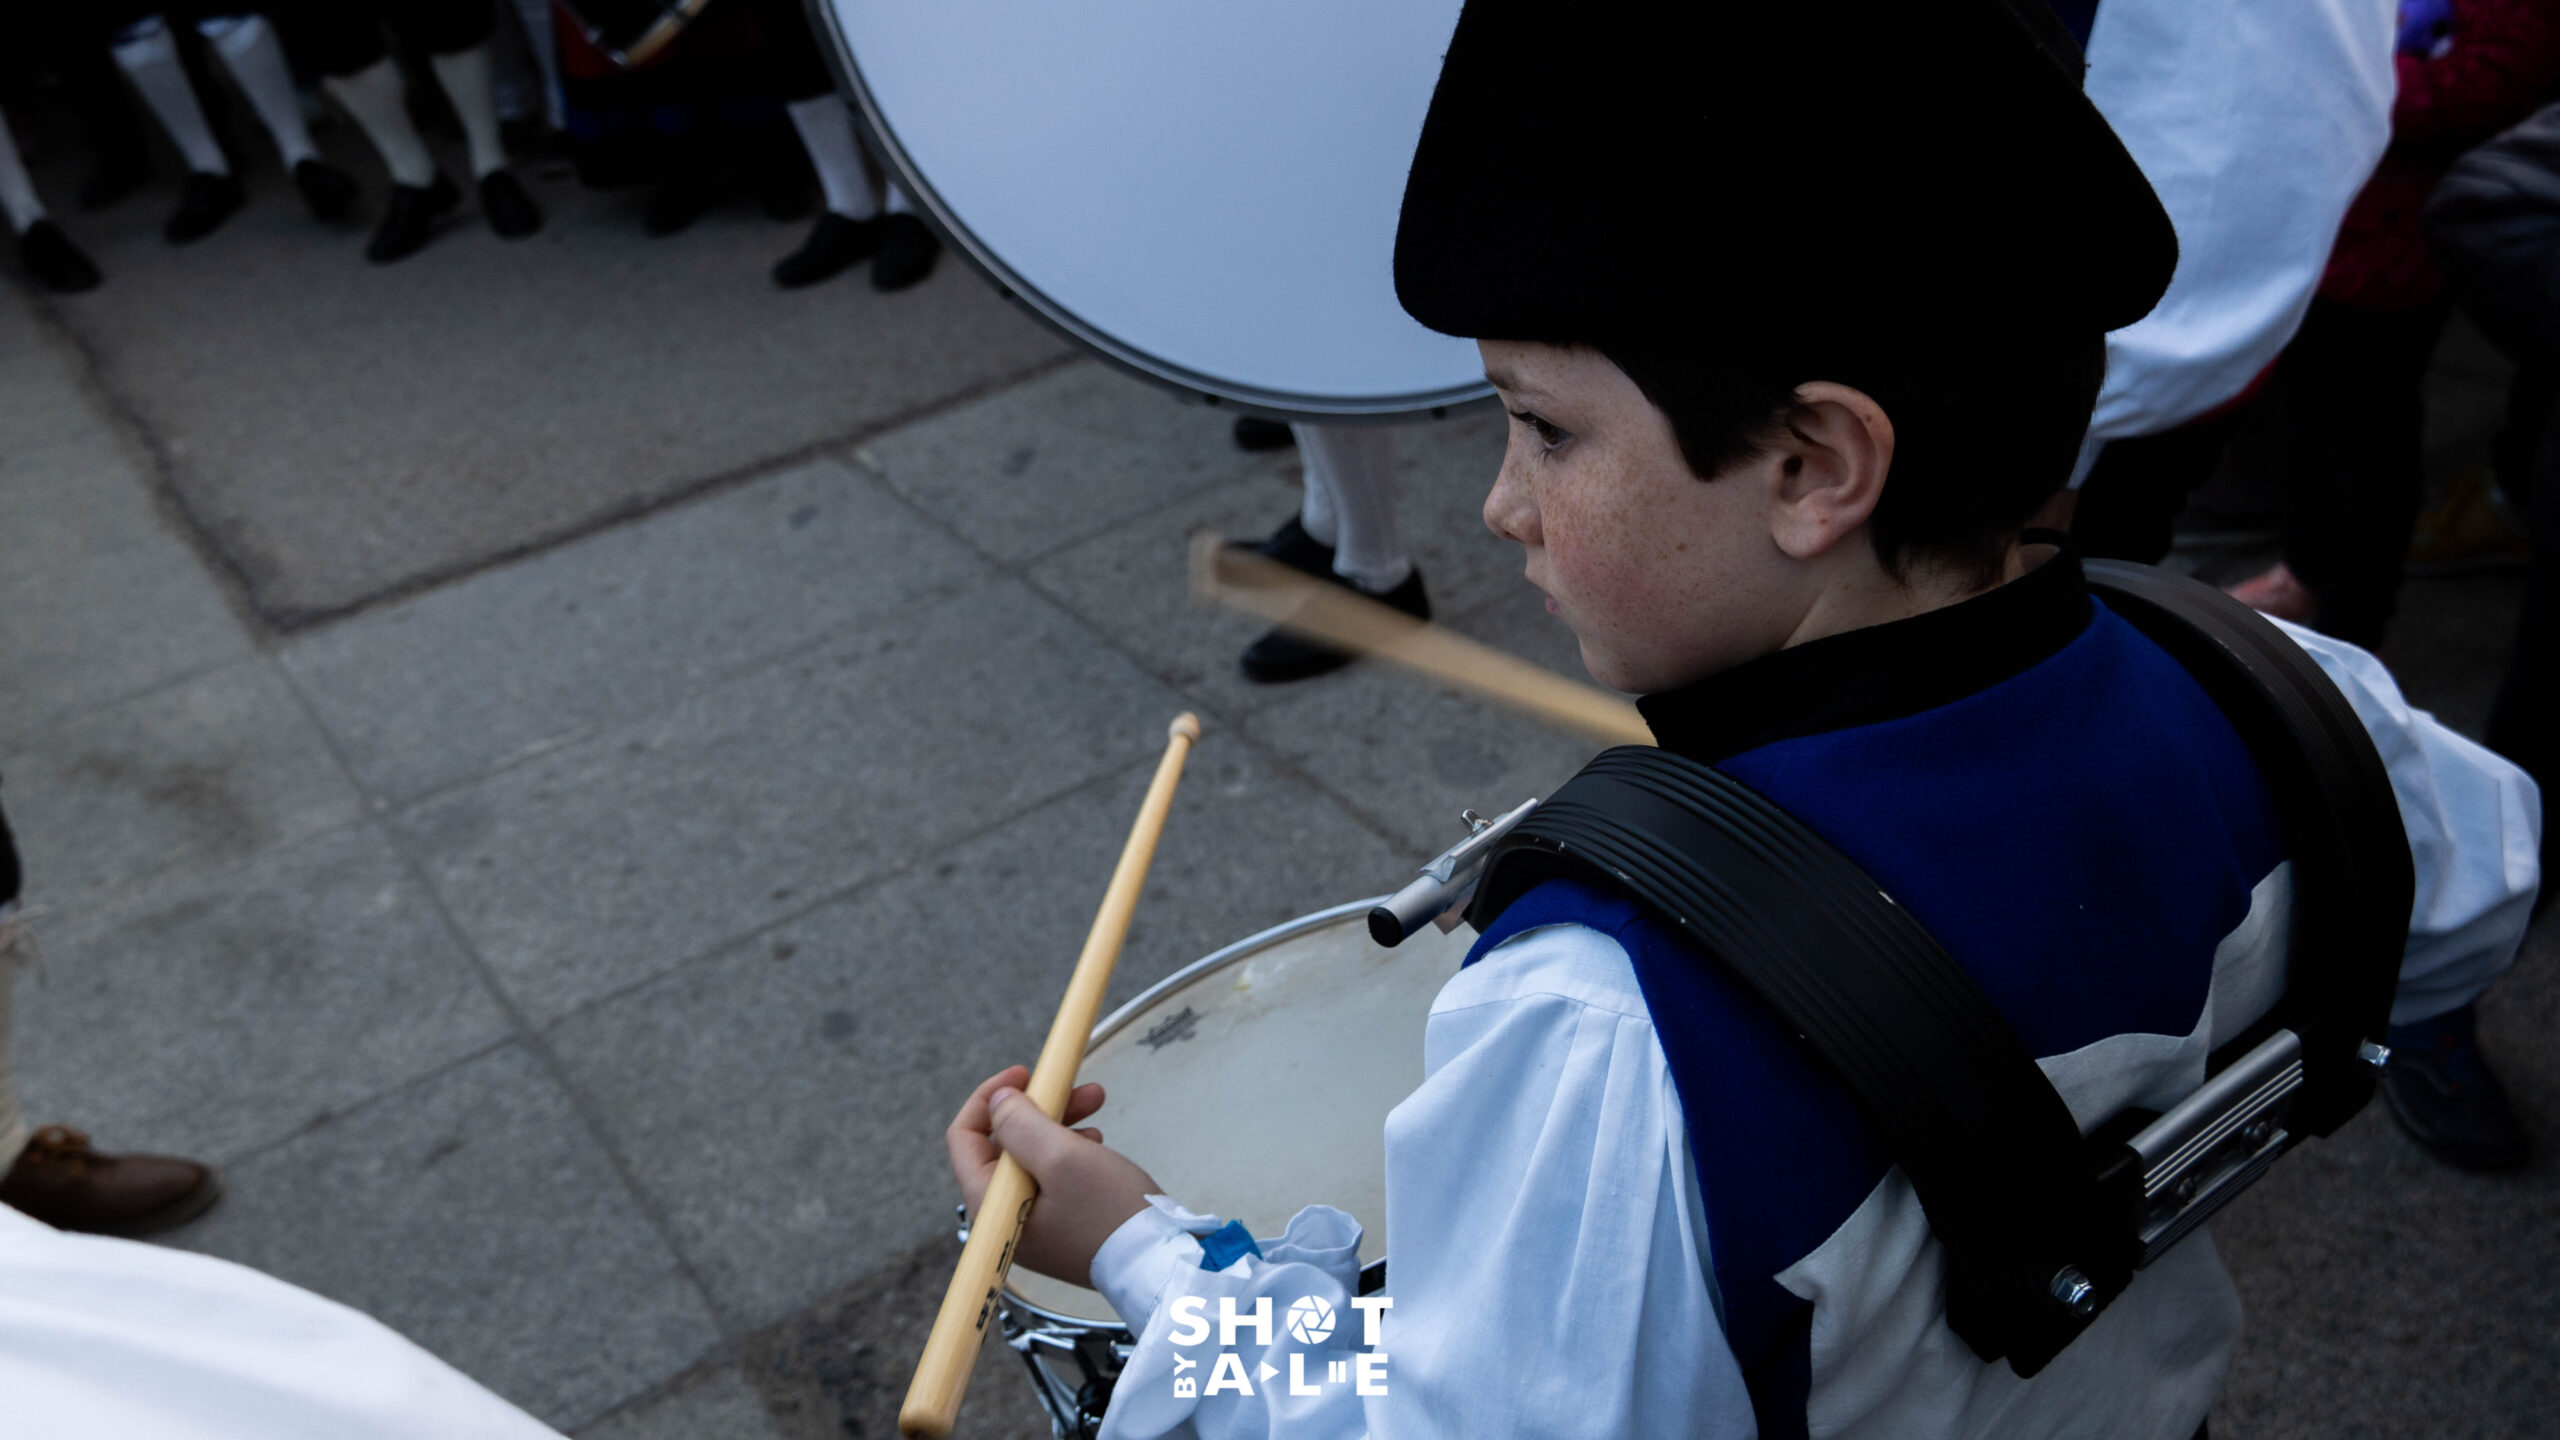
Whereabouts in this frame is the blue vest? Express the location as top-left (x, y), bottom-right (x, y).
top-left (1465, 559), bottom-right (2282, 1438)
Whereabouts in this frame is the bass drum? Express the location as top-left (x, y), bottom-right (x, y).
top-left (809, 0), bottom-right (1489, 421)
top-left (996, 899), bottom-right (1470, 1434)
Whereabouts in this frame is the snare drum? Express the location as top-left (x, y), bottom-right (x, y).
top-left (996, 898), bottom-right (1470, 1436)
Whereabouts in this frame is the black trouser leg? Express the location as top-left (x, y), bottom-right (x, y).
top-left (2273, 298), bottom-right (2451, 650)
top-left (2485, 398), bottom-right (2557, 828)
top-left (2073, 411), bottom-right (2241, 564)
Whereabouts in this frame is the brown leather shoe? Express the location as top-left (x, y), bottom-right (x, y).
top-left (0, 1125), bottom-right (220, 1236)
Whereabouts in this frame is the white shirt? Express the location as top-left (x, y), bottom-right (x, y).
top-left (1089, 630), bottom-right (2540, 1440)
top-left (0, 1203), bottom-right (563, 1438)
top-left (2071, 0), bottom-right (2396, 483)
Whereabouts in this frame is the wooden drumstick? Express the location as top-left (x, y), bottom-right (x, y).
top-left (1189, 532), bottom-right (1653, 748)
top-left (899, 713), bottom-right (1203, 1440)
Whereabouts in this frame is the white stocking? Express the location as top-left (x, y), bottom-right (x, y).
top-left (429, 46), bottom-right (509, 180)
top-left (509, 0), bottom-right (566, 129)
top-left (113, 18), bottom-right (231, 177)
top-left (0, 912), bottom-right (30, 1172)
top-left (1292, 424), bottom-right (1410, 593)
top-left (327, 57), bottom-right (436, 188)
top-left (787, 96), bottom-right (879, 221)
top-left (0, 123), bottom-right (46, 234)
top-left (200, 15), bottom-right (318, 168)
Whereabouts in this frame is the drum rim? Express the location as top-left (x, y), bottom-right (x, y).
top-left (997, 895), bottom-right (1397, 1327)
top-left (804, 3), bottom-right (1496, 423)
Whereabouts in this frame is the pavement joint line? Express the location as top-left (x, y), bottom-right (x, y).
top-left (266, 653), bottom-right (741, 1400)
top-left (191, 1030), bottom-right (520, 1175)
top-left (525, 742), bottom-right (1180, 1043)
top-left (280, 571), bottom-right (996, 815)
top-left (19, 289), bottom-right (271, 643)
top-left (250, 346), bottom-right (1084, 637)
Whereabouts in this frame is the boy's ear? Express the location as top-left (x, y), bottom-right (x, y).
top-left (1766, 382), bottom-right (1895, 561)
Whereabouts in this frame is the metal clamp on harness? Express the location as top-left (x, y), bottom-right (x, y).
top-left (1376, 562), bottom-right (2414, 1377)
top-left (1369, 798), bottom-right (1540, 946)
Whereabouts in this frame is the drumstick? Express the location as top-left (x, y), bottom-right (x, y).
top-left (1189, 532), bottom-right (1653, 748)
top-left (899, 713), bottom-right (1203, 1440)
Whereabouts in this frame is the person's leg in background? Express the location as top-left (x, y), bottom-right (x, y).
top-left (761, 0), bottom-right (881, 289)
top-left (195, 12), bottom-right (360, 219)
top-left (25, 4), bottom-right (158, 211)
top-left (110, 13), bottom-right (248, 243)
top-left (507, 0), bottom-right (566, 132)
top-left (0, 117), bottom-right (103, 292)
top-left (2231, 298), bottom-right (2450, 649)
top-left (303, 2), bottom-right (458, 263)
top-left (1236, 424), bottom-right (1430, 683)
top-left (396, 0), bottom-right (543, 240)
top-left (0, 799), bottom-right (218, 1235)
top-left (2068, 410), bottom-right (2243, 564)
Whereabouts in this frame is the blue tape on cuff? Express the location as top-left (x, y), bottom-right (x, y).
top-left (1197, 1220), bottom-right (1263, 1272)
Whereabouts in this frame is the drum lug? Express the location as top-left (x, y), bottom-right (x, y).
top-left (954, 1202), bottom-right (970, 1245)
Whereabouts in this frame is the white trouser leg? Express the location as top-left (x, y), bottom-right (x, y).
top-left (327, 57), bottom-right (436, 188)
top-left (0, 912), bottom-right (30, 1173)
top-left (428, 46), bottom-right (508, 179)
top-left (0, 124), bottom-right (46, 234)
top-left (787, 96), bottom-right (879, 220)
top-left (200, 15), bottom-right (318, 167)
top-left (1292, 423), bottom-right (1410, 592)
top-left (113, 18), bottom-right (232, 176)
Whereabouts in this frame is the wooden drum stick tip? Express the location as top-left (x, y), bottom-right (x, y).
top-left (1170, 712), bottom-right (1201, 742)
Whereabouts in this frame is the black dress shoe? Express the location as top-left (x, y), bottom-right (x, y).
top-left (2381, 1004), bottom-right (2530, 1172)
top-left (871, 212), bottom-right (941, 291)
top-left (367, 174), bottom-right (461, 264)
top-left (1241, 567), bottom-right (1430, 684)
top-left (1226, 514), bottom-right (1336, 580)
top-left (773, 212), bottom-right (882, 289)
top-left (292, 159), bottom-right (360, 220)
top-left (17, 222), bottom-right (103, 294)
top-left (479, 170), bottom-right (543, 239)
top-left (1233, 416), bottom-right (1296, 452)
top-left (164, 171), bottom-right (245, 244)
top-left (80, 155), bottom-right (152, 212)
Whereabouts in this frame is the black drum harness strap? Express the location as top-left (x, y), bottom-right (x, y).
top-left (1368, 562), bottom-right (2414, 1376)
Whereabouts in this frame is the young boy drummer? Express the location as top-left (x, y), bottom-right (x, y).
top-left (946, 2), bottom-right (2544, 1436)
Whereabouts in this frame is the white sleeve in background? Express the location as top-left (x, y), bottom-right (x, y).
top-left (0, 1205), bottom-right (563, 1439)
top-left (2270, 619), bottom-right (2545, 1022)
top-left (1088, 924), bottom-right (1751, 1440)
top-left (2069, 0), bottom-right (2396, 484)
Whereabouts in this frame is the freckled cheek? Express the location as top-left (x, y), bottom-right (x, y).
top-left (1540, 499), bottom-right (1672, 642)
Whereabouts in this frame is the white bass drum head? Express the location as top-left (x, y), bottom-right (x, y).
top-left (812, 0), bottom-right (1490, 420)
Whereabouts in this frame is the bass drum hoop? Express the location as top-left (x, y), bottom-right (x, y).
top-left (802, 3), bottom-right (1494, 423)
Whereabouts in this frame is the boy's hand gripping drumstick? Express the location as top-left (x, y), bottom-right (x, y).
top-left (900, 713), bottom-right (1202, 1440)
top-left (1190, 532), bottom-right (1653, 748)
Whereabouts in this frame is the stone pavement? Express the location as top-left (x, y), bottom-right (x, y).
top-left (1, 149), bottom-right (2552, 1438)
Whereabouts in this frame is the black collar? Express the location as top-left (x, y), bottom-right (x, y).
top-left (1636, 551), bottom-right (2093, 765)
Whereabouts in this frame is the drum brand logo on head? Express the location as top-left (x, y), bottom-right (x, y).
top-left (1162, 1294), bottom-right (1393, 1399)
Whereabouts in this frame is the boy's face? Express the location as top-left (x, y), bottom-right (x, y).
top-left (1478, 339), bottom-right (1852, 695)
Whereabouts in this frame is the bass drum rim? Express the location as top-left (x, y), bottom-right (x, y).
top-left (803, 2), bottom-right (1496, 424)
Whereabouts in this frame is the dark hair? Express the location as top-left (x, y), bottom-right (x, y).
top-left (1598, 320), bottom-right (2106, 588)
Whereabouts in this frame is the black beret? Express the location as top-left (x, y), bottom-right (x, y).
top-left (1394, 0), bottom-right (2178, 347)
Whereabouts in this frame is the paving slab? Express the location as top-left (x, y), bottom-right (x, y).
top-left (861, 361), bottom-right (1287, 565)
top-left (38, 158), bottom-right (1068, 627)
top-left (177, 1043), bottom-right (723, 1430)
top-left (392, 581), bottom-right (1187, 1024)
top-left (8, 821), bottom-right (510, 1164)
top-left (1239, 585), bottom-right (1612, 855)
top-left (545, 739), bottom-right (1406, 1330)
top-left (2213, 912), bottom-right (2557, 1440)
top-left (0, 658), bottom-right (362, 924)
top-left (1022, 406), bottom-right (1515, 720)
top-left (282, 458), bottom-right (988, 804)
top-left (747, 1237), bottom-right (1050, 1440)
top-left (0, 405), bottom-right (251, 749)
top-left (576, 1363), bottom-right (788, 1440)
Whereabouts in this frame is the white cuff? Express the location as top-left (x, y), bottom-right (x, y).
top-left (1089, 1196), bottom-right (1210, 1327)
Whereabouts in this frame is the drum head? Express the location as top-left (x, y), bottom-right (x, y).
top-left (1004, 902), bottom-right (1470, 1324)
top-left (812, 0), bottom-right (1490, 421)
